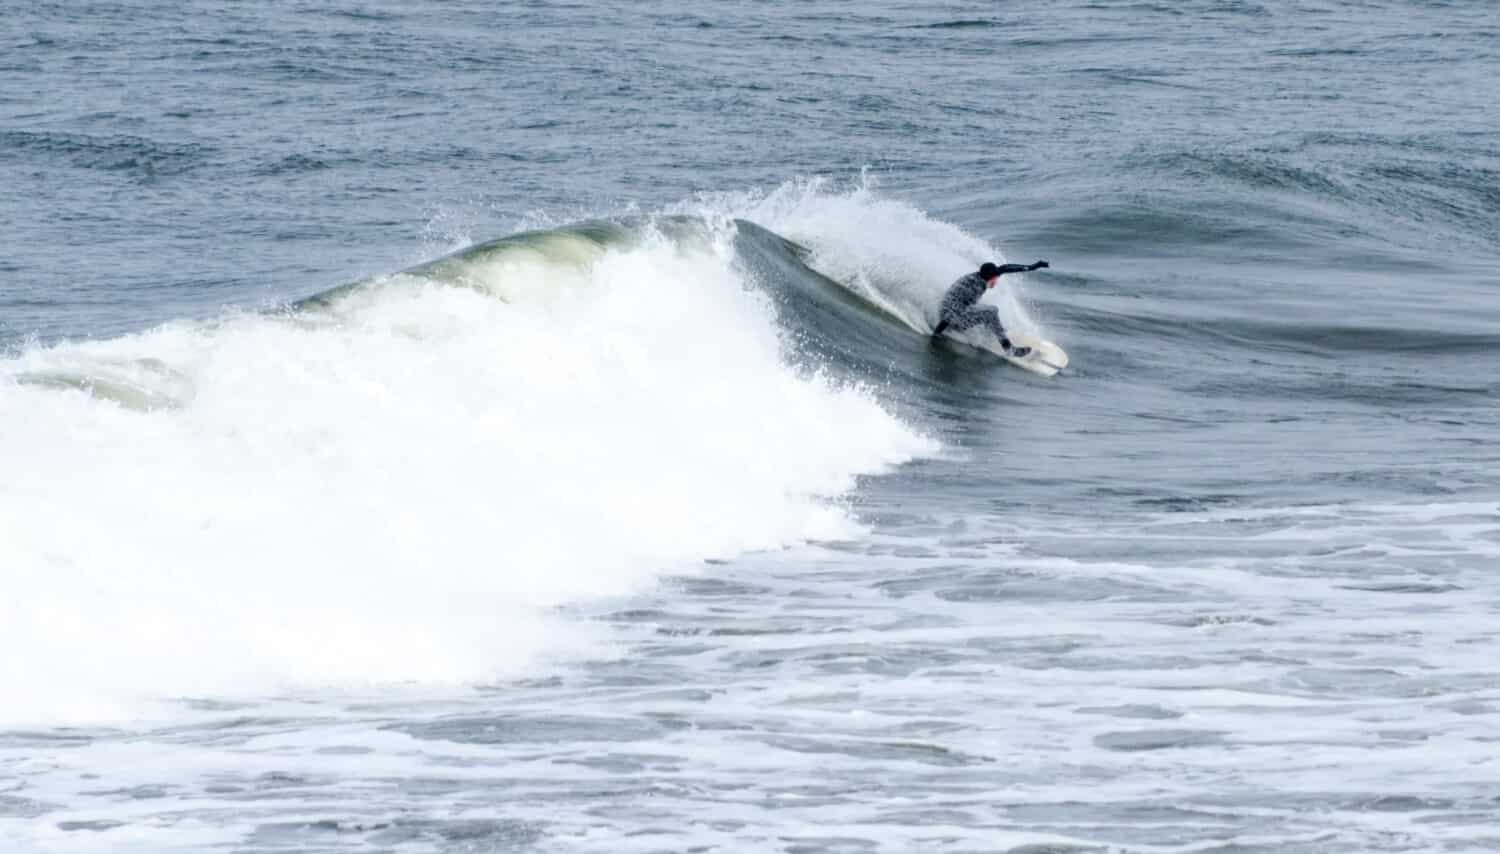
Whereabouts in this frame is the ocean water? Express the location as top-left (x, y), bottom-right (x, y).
top-left (3, 1), bottom-right (1499, 851)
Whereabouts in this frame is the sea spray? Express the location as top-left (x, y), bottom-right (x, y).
top-left (0, 223), bottom-right (936, 724)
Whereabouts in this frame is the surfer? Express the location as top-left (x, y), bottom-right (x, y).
top-left (932, 260), bottom-right (1049, 357)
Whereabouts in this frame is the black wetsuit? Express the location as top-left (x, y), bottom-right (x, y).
top-left (932, 264), bottom-right (1036, 345)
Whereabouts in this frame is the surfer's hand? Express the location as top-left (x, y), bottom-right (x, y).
top-left (1032, 260), bottom-right (1050, 269)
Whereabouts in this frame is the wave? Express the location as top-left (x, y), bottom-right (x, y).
top-left (0, 129), bottom-right (212, 179)
top-left (910, 20), bottom-right (1004, 30)
top-left (3, 182), bottom-right (1034, 724)
top-left (1107, 137), bottom-right (1500, 252)
top-left (307, 178), bottom-right (1055, 386)
top-left (10, 173), bottom-right (1490, 723)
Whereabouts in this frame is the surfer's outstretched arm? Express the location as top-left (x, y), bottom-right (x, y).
top-left (995, 260), bottom-right (1049, 275)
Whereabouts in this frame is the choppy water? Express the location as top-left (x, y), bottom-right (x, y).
top-left (3, 1), bottom-right (1499, 852)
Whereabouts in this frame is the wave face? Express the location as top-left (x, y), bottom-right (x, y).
top-left (0, 206), bottom-right (939, 723)
top-left (4, 173), bottom-right (1494, 731)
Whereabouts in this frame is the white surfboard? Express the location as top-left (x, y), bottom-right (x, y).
top-left (973, 332), bottom-right (1070, 377)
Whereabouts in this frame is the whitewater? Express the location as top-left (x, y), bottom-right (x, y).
top-left (0, 202), bottom-right (953, 724)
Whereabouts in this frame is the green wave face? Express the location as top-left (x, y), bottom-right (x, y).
top-left (288, 213), bottom-right (1022, 407)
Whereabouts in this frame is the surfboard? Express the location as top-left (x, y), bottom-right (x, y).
top-left (974, 332), bottom-right (1069, 377)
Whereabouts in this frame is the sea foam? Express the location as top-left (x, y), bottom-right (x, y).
top-left (0, 222), bottom-right (935, 724)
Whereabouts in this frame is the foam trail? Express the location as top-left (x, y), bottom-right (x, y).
top-left (0, 223), bottom-right (936, 724)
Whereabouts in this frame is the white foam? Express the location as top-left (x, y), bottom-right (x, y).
top-left (0, 224), bottom-right (936, 725)
top-left (680, 175), bottom-right (1047, 339)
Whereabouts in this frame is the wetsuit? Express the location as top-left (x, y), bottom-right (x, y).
top-left (932, 264), bottom-right (1037, 346)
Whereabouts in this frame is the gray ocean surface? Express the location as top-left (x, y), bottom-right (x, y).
top-left (3, 1), bottom-right (1499, 852)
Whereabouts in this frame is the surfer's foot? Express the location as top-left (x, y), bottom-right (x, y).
top-left (1008, 345), bottom-right (1032, 358)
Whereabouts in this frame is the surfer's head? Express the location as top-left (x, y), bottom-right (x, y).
top-left (978, 262), bottom-right (1001, 285)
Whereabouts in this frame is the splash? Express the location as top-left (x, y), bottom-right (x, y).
top-left (0, 220), bottom-right (936, 724)
top-left (676, 175), bottom-right (1048, 339)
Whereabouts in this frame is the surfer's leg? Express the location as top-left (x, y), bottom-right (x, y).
top-left (942, 309), bottom-right (983, 334)
top-left (975, 306), bottom-right (1007, 341)
top-left (941, 309), bottom-right (993, 341)
top-left (934, 304), bottom-right (978, 337)
top-left (974, 307), bottom-right (1018, 352)
top-left (941, 308), bottom-right (1035, 359)
top-left (971, 307), bottom-right (1030, 356)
